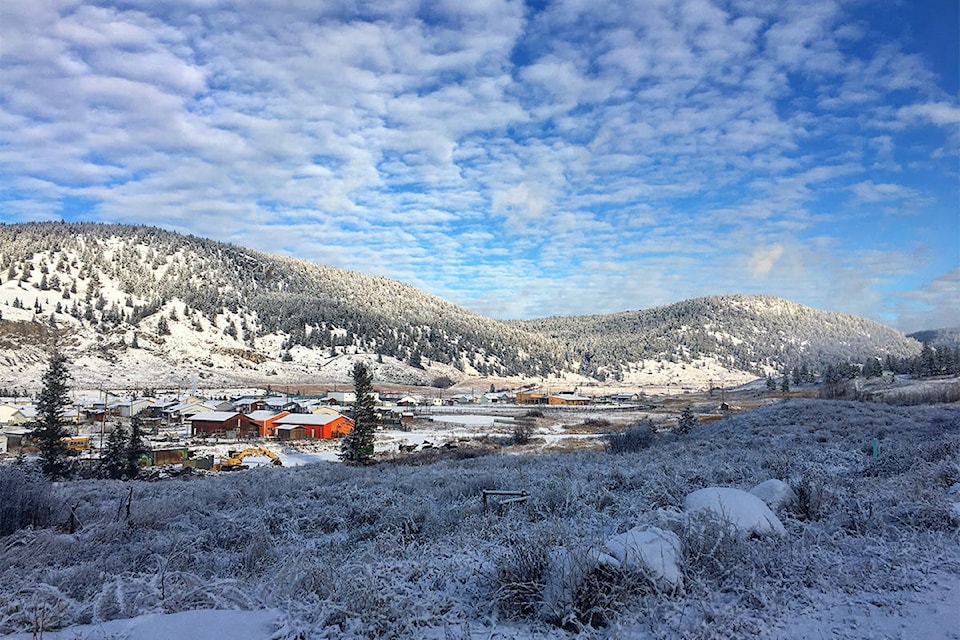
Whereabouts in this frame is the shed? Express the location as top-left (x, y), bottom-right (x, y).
top-left (275, 425), bottom-right (308, 441)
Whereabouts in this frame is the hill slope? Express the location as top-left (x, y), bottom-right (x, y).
top-left (0, 222), bottom-right (564, 389)
top-left (516, 295), bottom-right (921, 381)
top-left (0, 223), bottom-right (922, 390)
top-left (908, 327), bottom-right (960, 349)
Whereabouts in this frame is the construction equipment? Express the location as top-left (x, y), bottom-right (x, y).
top-left (213, 447), bottom-right (283, 472)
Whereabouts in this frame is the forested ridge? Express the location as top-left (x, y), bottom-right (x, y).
top-left (515, 294), bottom-right (922, 379)
top-left (0, 222), bottom-right (563, 378)
top-left (0, 222), bottom-right (924, 383)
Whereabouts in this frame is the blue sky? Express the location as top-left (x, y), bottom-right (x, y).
top-left (1, 0), bottom-right (957, 331)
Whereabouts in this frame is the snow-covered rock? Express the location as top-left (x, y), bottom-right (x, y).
top-left (750, 479), bottom-right (797, 510)
top-left (683, 487), bottom-right (786, 537)
top-left (601, 526), bottom-right (683, 589)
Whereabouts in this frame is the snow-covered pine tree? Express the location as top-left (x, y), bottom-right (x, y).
top-left (100, 423), bottom-right (129, 480)
top-left (340, 362), bottom-right (377, 464)
top-left (34, 351), bottom-right (72, 479)
top-left (125, 417), bottom-right (149, 478)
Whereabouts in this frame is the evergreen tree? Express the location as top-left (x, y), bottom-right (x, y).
top-left (340, 362), bottom-right (377, 464)
top-left (676, 406), bottom-right (698, 434)
top-left (765, 374), bottom-right (776, 391)
top-left (125, 416), bottom-right (148, 477)
top-left (157, 315), bottom-right (170, 335)
top-left (780, 375), bottom-right (790, 393)
top-left (34, 352), bottom-right (72, 479)
top-left (100, 422), bottom-right (129, 479)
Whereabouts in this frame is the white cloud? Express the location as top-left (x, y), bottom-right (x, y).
top-left (0, 0), bottom-right (955, 328)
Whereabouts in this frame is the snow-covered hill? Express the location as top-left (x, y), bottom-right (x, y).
top-left (0, 223), bottom-right (565, 390)
top-left (517, 294), bottom-right (922, 380)
top-left (0, 223), bottom-right (923, 391)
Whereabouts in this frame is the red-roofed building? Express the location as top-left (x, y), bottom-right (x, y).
top-left (247, 410), bottom-right (290, 438)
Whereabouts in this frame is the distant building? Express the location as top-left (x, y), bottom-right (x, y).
top-left (273, 413), bottom-right (354, 439)
top-left (187, 411), bottom-right (259, 438)
top-left (246, 410), bottom-right (290, 438)
top-left (548, 393), bottom-right (591, 406)
top-left (515, 393), bottom-right (548, 405)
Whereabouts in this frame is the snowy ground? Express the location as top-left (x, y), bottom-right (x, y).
top-left (1, 399), bottom-right (957, 639)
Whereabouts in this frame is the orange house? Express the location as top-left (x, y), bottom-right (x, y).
top-left (247, 410), bottom-right (290, 438)
top-left (272, 413), bottom-right (354, 439)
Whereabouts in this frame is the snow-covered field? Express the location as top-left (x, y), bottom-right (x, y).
top-left (1, 399), bottom-right (958, 639)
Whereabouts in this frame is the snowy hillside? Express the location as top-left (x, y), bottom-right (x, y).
top-left (517, 295), bottom-right (922, 380)
top-left (0, 223), bottom-right (565, 390)
top-left (0, 223), bottom-right (924, 391)
top-left (1, 399), bottom-right (957, 638)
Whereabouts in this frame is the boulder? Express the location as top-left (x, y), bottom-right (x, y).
top-left (683, 486), bottom-right (786, 537)
top-left (601, 526), bottom-right (682, 589)
top-left (750, 479), bottom-right (797, 510)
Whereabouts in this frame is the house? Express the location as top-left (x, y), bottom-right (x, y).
top-left (382, 408), bottom-right (415, 430)
top-left (0, 404), bottom-right (33, 426)
top-left (263, 396), bottom-right (302, 413)
top-left (548, 393), bottom-right (591, 406)
top-left (323, 391), bottom-right (356, 406)
top-left (232, 396), bottom-right (266, 413)
top-left (109, 397), bottom-right (154, 418)
top-left (164, 400), bottom-right (217, 421)
top-left (247, 410), bottom-right (290, 438)
top-left (273, 413), bottom-right (354, 439)
top-left (146, 398), bottom-right (178, 419)
top-left (187, 412), bottom-right (260, 438)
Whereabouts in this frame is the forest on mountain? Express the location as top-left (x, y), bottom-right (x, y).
top-left (0, 222), bottom-right (563, 379)
top-left (516, 295), bottom-right (921, 379)
top-left (0, 222), bottom-right (929, 385)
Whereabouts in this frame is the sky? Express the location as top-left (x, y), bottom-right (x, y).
top-left (1, 0), bottom-right (957, 332)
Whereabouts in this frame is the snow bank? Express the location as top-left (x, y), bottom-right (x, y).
top-left (4, 609), bottom-right (281, 640)
top-left (683, 486), bottom-right (786, 536)
top-left (601, 526), bottom-right (683, 588)
top-left (750, 479), bottom-right (797, 510)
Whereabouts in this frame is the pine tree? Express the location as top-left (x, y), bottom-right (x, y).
top-left (780, 375), bottom-right (790, 393)
top-left (125, 416), bottom-right (148, 478)
top-left (101, 422), bottom-right (128, 479)
top-left (676, 406), bottom-right (698, 434)
top-left (340, 362), bottom-right (377, 464)
top-left (34, 351), bottom-right (72, 479)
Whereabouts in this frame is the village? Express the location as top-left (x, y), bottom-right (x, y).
top-left (0, 383), bottom-right (685, 474)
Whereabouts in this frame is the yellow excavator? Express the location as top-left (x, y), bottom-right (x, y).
top-left (213, 447), bottom-right (283, 472)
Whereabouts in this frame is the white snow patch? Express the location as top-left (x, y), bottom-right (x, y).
top-left (683, 486), bottom-right (787, 536)
top-left (4, 609), bottom-right (281, 640)
top-left (601, 526), bottom-right (683, 589)
top-left (750, 479), bottom-right (797, 510)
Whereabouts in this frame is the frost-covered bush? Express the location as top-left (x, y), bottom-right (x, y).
top-left (0, 464), bottom-right (58, 537)
top-left (605, 420), bottom-right (654, 453)
top-left (0, 399), bottom-right (958, 638)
